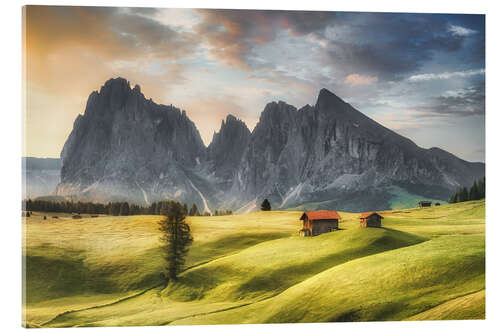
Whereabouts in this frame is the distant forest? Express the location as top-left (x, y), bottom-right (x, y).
top-left (22, 199), bottom-right (232, 217)
top-left (449, 177), bottom-right (485, 203)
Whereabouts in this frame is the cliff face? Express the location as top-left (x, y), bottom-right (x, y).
top-left (56, 78), bottom-right (484, 212)
top-left (228, 88), bottom-right (484, 211)
top-left (207, 115), bottom-right (251, 191)
top-left (57, 78), bottom-right (209, 207)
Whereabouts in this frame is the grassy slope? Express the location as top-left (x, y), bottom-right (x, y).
top-left (23, 201), bottom-right (485, 327)
top-left (23, 211), bottom-right (297, 326)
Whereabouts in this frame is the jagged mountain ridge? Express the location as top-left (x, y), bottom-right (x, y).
top-left (57, 78), bottom-right (210, 208)
top-left (56, 78), bottom-right (484, 212)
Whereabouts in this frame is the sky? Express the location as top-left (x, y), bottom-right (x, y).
top-left (23, 6), bottom-right (485, 162)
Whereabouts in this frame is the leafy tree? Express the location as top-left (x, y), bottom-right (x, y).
top-left (158, 201), bottom-right (193, 282)
top-left (261, 199), bottom-right (271, 211)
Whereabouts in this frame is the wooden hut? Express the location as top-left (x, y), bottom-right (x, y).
top-left (299, 211), bottom-right (340, 237)
top-left (359, 212), bottom-right (383, 228)
top-left (418, 201), bottom-right (432, 208)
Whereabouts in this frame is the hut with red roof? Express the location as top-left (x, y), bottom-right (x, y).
top-left (359, 212), bottom-right (383, 228)
top-left (299, 210), bottom-right (340, 237)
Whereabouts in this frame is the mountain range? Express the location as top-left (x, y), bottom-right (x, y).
top-left (29, 77), bottom-right (484, 212)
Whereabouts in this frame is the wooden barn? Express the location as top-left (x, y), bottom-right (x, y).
top-left (418, 201), bottom-right (432, 208)
top-left (359, 212), bottom-right (383, 228)
top-left (299, 210), bottom-right (340, 237)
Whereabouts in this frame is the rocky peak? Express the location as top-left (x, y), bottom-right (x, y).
top-left (316, 88), bottom-right (345, 107)
top-left (58, 77), bottom-right (207, 204)
top-left (208, 115), bottom-right (251, 183)
top-left (56, 80), bottom-right (484, 212)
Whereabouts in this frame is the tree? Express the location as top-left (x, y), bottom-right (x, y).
top-left (478, 177), bottom-right (486, 199)
top-left (189, 204), bottom-right (199, 216)
top-left (158, 201), bottom-right (193, 282)
top-left (109, 202), bottom-right (121, 216)
top-left (261, 199), bottom-right (271, 211)
top-left (469, 181), bottom-right (478, 201)
top-left (460, 187), bottom-right (469, 202)
top-left (119, 202), bottom-right (130, 216)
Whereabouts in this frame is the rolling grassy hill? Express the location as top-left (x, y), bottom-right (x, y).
top-left (22, 200), bottom-right (485, 327)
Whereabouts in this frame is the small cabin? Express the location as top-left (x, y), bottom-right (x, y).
top-left (299, 210), bottom-right (340, 237)
top-left (359, 212), bottom-right (383, 228)
top-left (418, 201), bottom-right (432, 208)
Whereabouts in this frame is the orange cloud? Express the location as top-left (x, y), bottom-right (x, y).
top-left (23, 6), bottom-right (200, 157)
top-left (344, 74), bottom-right (378, 85)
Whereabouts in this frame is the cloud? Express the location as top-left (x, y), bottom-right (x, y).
top-left (448, 25), bottom-right (478, 36)
top-left (344, 74), bottom-right (378, 85)
top-left (389, 83), bottom-right (485, 121)
top-left (25, 6), bottom-right (200, 94)
top-left (423, 84), bottom-right (485, 117)
top-left (408, 69), bottom-right (485, 82)
top-left (23, 6), bottom-right (485, 161)
top-left (26, 6), bottom-right (199, 62)
top-left (193, 9), bottom-right (336, 70)
top-left (24, 6), bottom-right (203, 157)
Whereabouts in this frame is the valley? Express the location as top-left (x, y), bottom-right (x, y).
top-left (23, 200), bottom-right (485, 327)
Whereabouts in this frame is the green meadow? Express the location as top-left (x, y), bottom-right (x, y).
top-left (22, 200), bottom-right (485, 327)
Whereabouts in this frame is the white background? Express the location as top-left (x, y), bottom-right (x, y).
top-left (1, 0), bottom-right (498, 332)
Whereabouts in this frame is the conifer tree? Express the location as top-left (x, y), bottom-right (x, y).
top-left (460, 187), bottom-right (469, 202)
top-left (119, 202), bottom-right (130, 216)
top-left (261, 199), bottom-right (271, 211)
top-left (189, 204), bottom-right (199, 216)
top-left (158, 201), bottom-right (193, 282)
top-left (469, 181), bottom-right (478, 201)
top-left (478, 177), bottom-right (485, 199)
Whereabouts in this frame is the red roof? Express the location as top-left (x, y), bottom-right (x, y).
top-left (360, 212), bottom-right (383, 219)
top-left (300, 210), bottom-right (341, 221)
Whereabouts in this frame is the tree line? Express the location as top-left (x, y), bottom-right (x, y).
top-left (22, 199), bottom-right (232, 217)
top-left (449, 177), bottom-right (485, 203)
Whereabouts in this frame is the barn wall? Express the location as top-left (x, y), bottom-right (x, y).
top-left (311, 219), bottom-right (339, 236)
top-left (366, 216), bottom-right (381, 227)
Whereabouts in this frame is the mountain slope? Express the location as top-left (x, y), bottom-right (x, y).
top-left (230, 88), bottom-right (484, 211)
top-left (56, 78), bottom-right (210, 208)
top-left (54, 78), bottom-right (484, 211)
